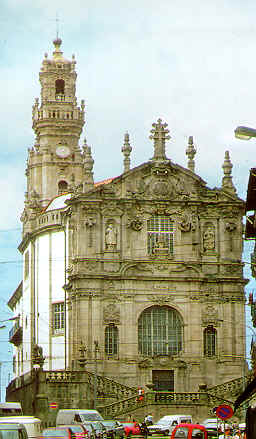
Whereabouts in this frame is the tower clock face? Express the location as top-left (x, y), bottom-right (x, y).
top-left (56, 145), bottom-right (70, 158)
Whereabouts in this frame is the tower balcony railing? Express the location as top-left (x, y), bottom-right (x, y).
top-left (9, 321), bottom-right (22, 346)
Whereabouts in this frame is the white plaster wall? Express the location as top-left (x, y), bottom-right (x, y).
top-left (22, 242), bottom-right (32, 376)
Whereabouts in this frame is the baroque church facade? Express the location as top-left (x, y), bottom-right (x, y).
top-left (8, 39), bottom-right (247, 400)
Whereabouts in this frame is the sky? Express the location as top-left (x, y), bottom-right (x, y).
top-left (1, 0), bottom-right (256, 397)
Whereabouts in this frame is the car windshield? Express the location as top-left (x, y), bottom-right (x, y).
top-left (157, 419), bottom-right (170, 425)
top-left (102, 422), bottom-right (115, 427)
top-left (174, 427), bottom-right (189, 438)
top-left (81, 415), bottom-right (102, 422)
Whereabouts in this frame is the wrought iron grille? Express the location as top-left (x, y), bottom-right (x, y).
top-left (138, 306), bottom-right (183, 356)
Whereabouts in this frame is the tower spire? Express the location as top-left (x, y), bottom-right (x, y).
top-left (149, 118), bottom-right (170, 161)
top-left (186, 136), bottom-right (196, 172)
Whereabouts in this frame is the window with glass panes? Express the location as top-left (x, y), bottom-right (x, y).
top-left (147, 216), bottom-right (174, 255)
top-left (203, 326), bottom-right (216, 357)
top-left (138, 306), bottom-right (183, 356)
top-left (52, 302), bottom-right (65, 333)
top-left (105, 324), bottom-right (118, 355)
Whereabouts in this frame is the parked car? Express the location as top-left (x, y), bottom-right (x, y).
top-left (81, 422), bottom-right (97, 439)
top-left (0, 422), bottom-right (28, 439)
top-left (0, 416), bottom-right (42, 439)
top-left (56, 410), bottom-right (104, 426)
top-left (100, 421), bottom-right (125, 439)
top-left (89, 422), bottom-right (108, 439)
top-left (43, 427), bottom-right (75, 439)
top-left (148, 416), bottom-right (192, 436)
top-left (58, 425), bottom-right (89, 439)
top-left (171, 424), bottom-right (207, 439)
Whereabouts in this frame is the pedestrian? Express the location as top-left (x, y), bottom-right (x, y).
top-left (137, 386), bottom-right (145, 402)
top-left (144, 414), bottom-right (153, 425)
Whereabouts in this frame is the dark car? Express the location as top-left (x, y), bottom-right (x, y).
top-left (101, 421), bottom-right (125, 439)
top-left (89, 422), bottom-right (108, 439)
top-left (80, 423), bottom-right (97, 439)
top-left (43, 427), bottom-right (75, 439)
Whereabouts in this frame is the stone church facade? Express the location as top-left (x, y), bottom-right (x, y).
top-left (8, 39), bottom-right (247, 405)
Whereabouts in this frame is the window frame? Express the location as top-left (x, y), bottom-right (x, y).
top-left (105, 324), bottom-right (118, 356)
top-left (138, 306), bottom-right (183, 356)
top-left (52, 302), bottom-right (65, 335)
top-left (203, 325), bottom-right (217, 357)
top-left (147, 215), bottom-right (174, 256)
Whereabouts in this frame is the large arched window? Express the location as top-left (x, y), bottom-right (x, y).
top-left (105, 324), bottom-right (118, 355)
top-left (138, 306), bottom-right (183, 356)
top-left (203, 326), bottom-right (216, 357)
top-left (147, 216), bottom-right (174, 255)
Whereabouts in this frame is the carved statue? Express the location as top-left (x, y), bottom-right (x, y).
top-left (105, 223), bottom-right (117, 247)
top-left (203, 227), bottom-right (215, 251)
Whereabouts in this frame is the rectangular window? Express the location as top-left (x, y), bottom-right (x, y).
top-left (24, 251), bottom-right (29, 279)
top-left (52, 302), bottom-right (65, 334)
top-left (147, 216), bottom-right (174, 255)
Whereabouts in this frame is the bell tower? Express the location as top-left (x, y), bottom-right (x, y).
top-left (27, 38), bottom-right (86, 206)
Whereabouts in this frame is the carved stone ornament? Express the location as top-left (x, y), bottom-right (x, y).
top-left (177, 212), bottom-right (191, 232)
top-left (138, 358), bottom-right (153, 368)
top-left (203, 226), bottom-right (215, 251)
top-left (105, 223), bottom-right (117, 248)
top-left (103, 304), bottom-right (120, 324)
top-left (201, 305), bottom-right (219, 326)
top-left (127, 216), bottom-right (143, 231)
top-left (85, 217), bottom-right (96, 227)
top-left (149, 295), bottom-right (171, 304)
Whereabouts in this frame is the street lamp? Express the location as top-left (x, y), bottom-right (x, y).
top-left (234, 126), bottom-right (256, 140)
top-left (78, 340), bottom-right (100, 409)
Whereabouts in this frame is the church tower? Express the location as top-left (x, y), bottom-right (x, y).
top-left (26, 38), bottom-right (85, 210)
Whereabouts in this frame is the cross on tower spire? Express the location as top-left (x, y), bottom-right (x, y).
top-left (149, 118), bottom-right (171, 161)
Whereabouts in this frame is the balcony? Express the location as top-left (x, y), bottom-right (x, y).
top-left (9, 321), bottom-right (22, 346)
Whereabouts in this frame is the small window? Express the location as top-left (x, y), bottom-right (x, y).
top-left (58, 180), bottom-right (68, 194)
top-left (105, 324), bottom-right (118, 355)
top-left (55, 79), bottom-right (65, 95)
top-left (52, 302), bottom-right (65, 334)
top-left (204, 326), bottom-right (216, 357)
top-left (24, 251), bottom-right (29, 279)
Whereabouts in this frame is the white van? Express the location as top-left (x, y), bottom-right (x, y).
top-left (0, 416), bottom-right (42, 439)
top-left (56, 409), bottom-right (104, 426)
top-left (148, 415), bottom-right (193, 435)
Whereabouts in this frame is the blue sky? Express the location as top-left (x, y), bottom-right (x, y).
top-left (1, 0), bottom-right (256, 396)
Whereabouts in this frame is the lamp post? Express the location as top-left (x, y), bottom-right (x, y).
top-left (78, 340), bottom-right (100, 409)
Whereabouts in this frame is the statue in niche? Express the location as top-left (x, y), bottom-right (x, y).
top-left (203, 226), bottom-right (215, 251)
top-left (105, 223), bottom-right (117, 248)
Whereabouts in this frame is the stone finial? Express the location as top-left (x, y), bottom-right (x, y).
top-left (186, 136), bottom-right (196, 172)
top-left (82, 138), bottom-right (94, 191)
top-left (222, 150), bottom-right (236, 194)
top-left (122, 132), bottom-right (132, 172)
top-left (149, 118), bottom-right (170, 161)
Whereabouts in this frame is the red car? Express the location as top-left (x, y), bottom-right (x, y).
top-left (171, 424), bottom-right (208, 439)
top-left (59, 425), bottom-right (89, 439)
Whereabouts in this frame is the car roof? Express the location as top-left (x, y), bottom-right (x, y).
top-left (0, 423), bottom-right (26, 430)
